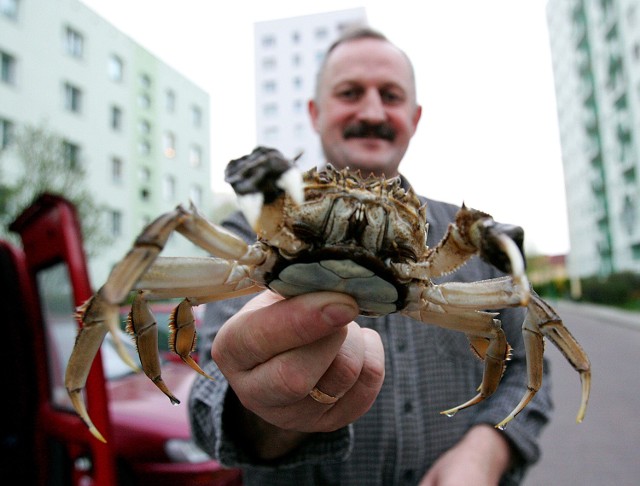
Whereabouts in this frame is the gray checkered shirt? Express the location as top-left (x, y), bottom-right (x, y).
top-left (189, 196), bottom-right (552, 486)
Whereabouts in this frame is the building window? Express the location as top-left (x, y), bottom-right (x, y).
top-left (111, 157), bottom-right (123, 183)
top-left (0, 0), bottom-right (19, 20)
top-left (263, 103), bottom-right (278, 116)
top-left (62, 141), bottom-right (81, 170)
top-left (1, 51), bottom-right (16, 85)
top-left (262, 57), bottom-right (277, 70)
top-left (0, 118), bottom-right (14, 150)
top-left (163, 175), bottom-right (176, 201)
top-left (293, 76), bottom-right (303, 90)
top-left (139, 166), bottom-right (151, 182)
top-left (163, 131), bottom-right (176, 158)
top-left (109, 210), bottom-right (122, 237)
top-left (108, 55), bottom-right (123, 82)
top-left (621, 196), bottom-right (636, 235)
top-left (191, 105), bottom-right (202, 127)
top-left (264, 126), bottom-right (278, 142)
top-left (138, 93), bottom-right (151, 109)
top-left (189, 145), bottom-right (202, 168)
top-left (190, 185), bottom-right (202, 206)
top-left (64, 82), bottom-right (82, 113)
top-left (64, 26), bottom-right (84, 59)
top-left (293, 99), bottom-right (303, 113)
top-left (139, 73), bottom-right (151, 89)
top-left (315, 27), bottom-right (328, 40)
top-left (291, 31), bottom-right (301, 43)
top-left (166, 89), bottom-right (176, 113)
top-left (138, 119), bottom-right (151, 135)
top-left (140, 188), bottom-right (151, 202)
top-left (292, 53), bottom-right (302, 67)
top-left (110, 105), bottom-right (122, 131)
top-left (138, 140), bottom-right (151, 155)
top-left (261, 35), bottom-right (276, 47)
top-left (262, 80), bottom-right (277, 93)
top-left (138, 73), bottom-right (151, 89)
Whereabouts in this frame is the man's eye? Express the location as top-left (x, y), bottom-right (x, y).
top-left (338, 88), bottom-right (361, 101)
top-left (381, 91), bottom-right (403, 104)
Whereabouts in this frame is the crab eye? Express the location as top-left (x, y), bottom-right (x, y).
top-left (396, 245), bottom-right (418, 263)
top-left (304, 189), bottom-right (324, 201)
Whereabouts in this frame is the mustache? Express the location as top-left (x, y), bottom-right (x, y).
top-left (343, 122), bottom-right (396, 142)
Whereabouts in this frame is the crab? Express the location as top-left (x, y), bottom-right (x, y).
top-left (66, 146), bottom-right (591, 443)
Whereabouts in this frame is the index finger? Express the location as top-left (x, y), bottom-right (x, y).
top-left (213, 290), bottom-right (359, 370)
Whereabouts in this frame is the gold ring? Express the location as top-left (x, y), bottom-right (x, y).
top-left (309, 386), bottom-right (339, 404)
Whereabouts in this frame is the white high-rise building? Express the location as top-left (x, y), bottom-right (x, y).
top-left (547, 0), bottom-right (640, 277)
top-left (0, 0), bottom-right (211, 285)
top-left (254, 8), bottom-right (367, 170)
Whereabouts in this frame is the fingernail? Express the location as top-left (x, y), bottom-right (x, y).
top-left (322, 302), bottom-right (358, 325)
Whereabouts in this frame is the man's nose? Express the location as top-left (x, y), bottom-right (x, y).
top-left (357, 90), bottom-right (386, 123)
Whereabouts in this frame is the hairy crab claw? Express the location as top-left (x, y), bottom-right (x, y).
top-left (225, 146), bottom-right (305, 230)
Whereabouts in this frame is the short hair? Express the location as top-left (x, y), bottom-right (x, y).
top-left (313, 25), bottom-right (416, 101)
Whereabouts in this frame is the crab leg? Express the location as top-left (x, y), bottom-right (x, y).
top-left (423, 205), bottom-right (525, 278)
top-left (407, 276), bottom-right (530, 311)
top-left (403, 305), bottom-right (511, 416)
top-left (495, 292), bottom-right (591, 429)
top-left (134, 256), bottom-right (264, 300)
top-left (65, 206), bottom-right (268, 442)
top-left (127, 292), bottom-right (182, 402)
top-left (65, 208), bottom-right (191, 442)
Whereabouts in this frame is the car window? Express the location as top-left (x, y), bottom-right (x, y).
top-left (38, 262), bottom-right (78, 411)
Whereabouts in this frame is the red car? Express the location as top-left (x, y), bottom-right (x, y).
top-left (0, 194), bottom-right (241, 486)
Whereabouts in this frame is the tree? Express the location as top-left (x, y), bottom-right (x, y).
top-left (0, 123), bottom-right (111, 255)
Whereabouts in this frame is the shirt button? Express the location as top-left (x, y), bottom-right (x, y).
top-left (404, 401), bottom-right (413, 413)
top-left (403, 469), bottom-right (415, 482)
top-left (397, 341), bottom-right (406, 352)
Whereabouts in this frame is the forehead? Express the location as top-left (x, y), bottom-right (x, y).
top-left (321, 38), bottom-right (414, 93)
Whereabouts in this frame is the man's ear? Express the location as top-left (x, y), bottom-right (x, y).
top-left (411, 104), bottom-right (423, 135)
top-left (308, 99), bottom-right (320, 132)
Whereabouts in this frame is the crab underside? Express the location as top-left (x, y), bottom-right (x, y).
top-left (65, 146), bottom-right (591, 442)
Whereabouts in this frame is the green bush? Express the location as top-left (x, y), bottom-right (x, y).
top-left (580, 272), bottom-right (640, 306)
top-left (533, 272), bottom-right (640, 310)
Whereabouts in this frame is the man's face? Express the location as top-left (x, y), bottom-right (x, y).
top-left (309, 38), bottom-right (422, 178)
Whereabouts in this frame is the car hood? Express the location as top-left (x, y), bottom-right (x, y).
top-left (107, 362), bottom-right (201, 461)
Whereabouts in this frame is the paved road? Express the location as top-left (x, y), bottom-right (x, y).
top-left (523, 301), bottom-right (640, 486)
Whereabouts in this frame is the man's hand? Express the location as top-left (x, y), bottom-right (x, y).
top-left (420, 424), bottom-right (513, 486)
top-left (212, 291), bottom-right (385, 459)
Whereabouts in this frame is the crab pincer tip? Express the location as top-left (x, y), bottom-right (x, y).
top-left (69, 388), bottom-right (108, 443)
top-left (89, 425), bottom-right (107, 444)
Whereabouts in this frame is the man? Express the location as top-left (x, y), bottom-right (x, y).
top-left (189, 27), bottom-right (551, 485)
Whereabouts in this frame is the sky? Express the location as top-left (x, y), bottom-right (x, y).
top-left (80, 0), bottom-right (569, 255)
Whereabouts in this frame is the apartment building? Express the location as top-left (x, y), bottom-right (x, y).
top-left (0, 0), bottom-right (211, 285)
top-left (547, 0), bottom-right (640, 278)
top-left (254, 8), bottom-right (367, 170)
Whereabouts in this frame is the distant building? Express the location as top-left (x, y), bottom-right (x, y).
top-left (254, 8), bottom-right (367, 170)
top-left (527, 253), bottom-right (568, 285)
top-left (0, 0), bottom-right (211, 285)
top-left (546, 0), bottom-right (640, 278)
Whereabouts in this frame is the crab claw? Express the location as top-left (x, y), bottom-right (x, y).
top-left (478, 221), bottom-right (525, 275)
top-left (225, 146), bottom-right (304, 229)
